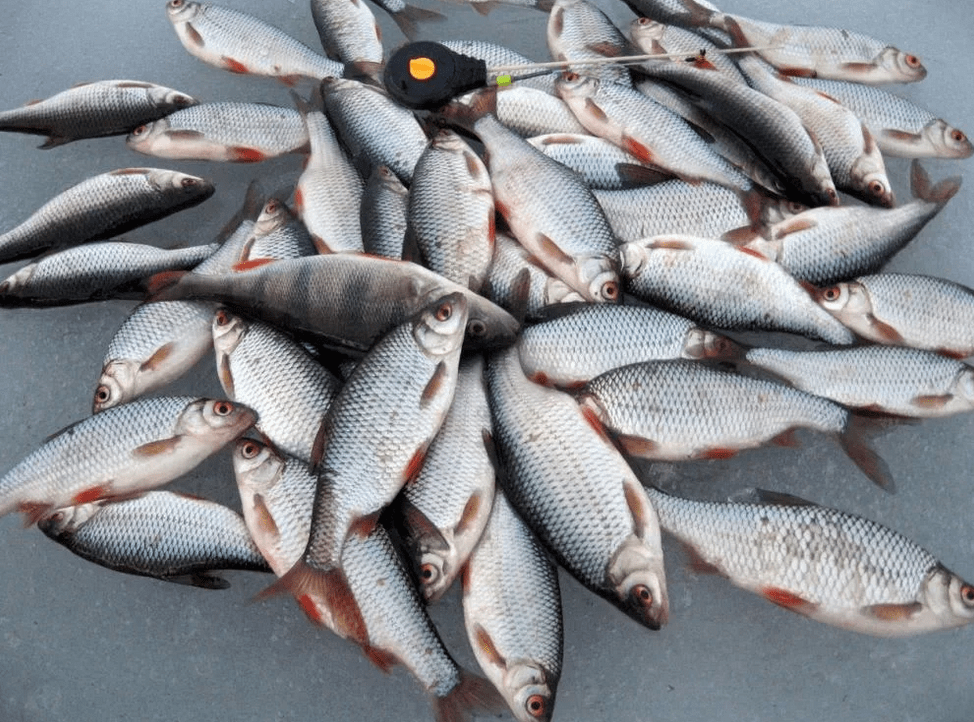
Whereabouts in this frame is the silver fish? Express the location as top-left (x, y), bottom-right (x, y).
top-left (407, 129), bottom-right (494, 293)
top-left (0, 241), bottom-right (217, 307)
top-left (486, 347), bottom-right (669, 630)
top-left (259, 293), bottom-right (467, 643)
top-left (628, 17), bottom-right (746, 83)
top-left (816, 273), bottom-right (974, 359)
top-left (646, 486), bottom-right (974, 636)
top-left (0, 397), bottom-right (255, 525)
top-left (462, 489), bottom-right (563, 722)
top-left (38, 491), bottom-right (269, 589)
top-left (527, 133), bottom-right (665, 190)
top-left (618, 234), bottom-right (855, 345)
top-left (240, 198), bottom-right (317, 262)
top-left (0, 168), bottom-right (214, 265)
top-left (360, 165), bottom-right (408, 259)
top-left (0, 79), bottom-right (196, 148)
top-left (401, 355), bottom-right (496, 602)
top-left (213, 309), bottom-right (342, 464)
top-left (166, 0), bottom-right (342, 82)
top-left (547, 0), bottom-right (633, 87)
top-left (310, 0), bottom-right (384, 65)
top-left (456, 86), bottom-right (586, 138)
top-left (744, 346), bottom-right (974, 419)
top-left (579, 359), bottom-right (892, 489)
top-left (127, 102), bottom-right (309, 162)
top-left (516, 303), bottom-right (742, 388)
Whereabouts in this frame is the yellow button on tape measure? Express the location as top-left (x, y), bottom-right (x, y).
top-left (409, 56), bottom-right (436, 81)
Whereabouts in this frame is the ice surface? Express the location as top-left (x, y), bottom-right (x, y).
top-left (0, 0), bottom-right (971, 720)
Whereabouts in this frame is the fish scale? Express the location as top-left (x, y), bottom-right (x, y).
top-left (360, 165), bottom-right (408, 259)
top-left (646, 487), bottom-right (974, 636)
top-left (38, 491), bottom-right (270, 586)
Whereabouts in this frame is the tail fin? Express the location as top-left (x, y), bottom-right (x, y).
top-left (438, 87), bottom-right (498, 132)
top-left (144, 270), bottom-right (189, 301)
top-left (838, 415), bottom-right (895, 493)
top-left (431, 668), bottom-right (506, 722)
top-left (389, 3), bottom-right (446, 40)
top-left (910, 160), bottom-right (961, 205)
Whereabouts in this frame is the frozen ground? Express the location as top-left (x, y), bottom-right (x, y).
top-left (0, 0), bottom-right (971, 720)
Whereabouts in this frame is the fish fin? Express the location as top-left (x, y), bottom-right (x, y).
top-left (175, 572), bottom-right (231, 590)
top-left (232, 258), bottom-right (277, 272)
top-left (420, 362), bottom-right (448, 408)
top-left (221, 56), bottom-right (250, 74)
top-left (867, 315), bottom-right (904, 344)
top-left (296, 594), bottom-right (328, 626)
top-left (292, 185), bottom-right (305, 214)
top-left (721, 226), bottom-right (761, 245)
top-left (277, 74), bottom-right (302, 88)
top-left (838, 61), bottom-right (876, 75)
top-left (389, 4), bottom-right (446, 41)
top-left (777, 66), bottom-right (816, 78)
top-left (218, 354), bottom-right (235, 396)
top-left (771, 429), bottom-right (800, 448)
top-left (71, 484), bottom-right (111, 505)
top-left (472, 1), bottom-right (498, 15)
top-left (697, 447), bottom-right (737, 460)
top-left (734, 487), bottom-right (816, 507)
top-left (883, 128), bottom-right (919, 142)
top-left (184, 22), bottom-right (205, 48)
top-left (649, 237), bottom-right (693, 251)
top-left (439, 87), bottom-right (497, 130)
top-left (911, 394), bottom-right (953, 409)
top-left (349, 511), bottom-right (381, 540)
top-left (227, 147), bottom-right (269, 163)
top-left (39, 135), bottom-right (71, 149)
top-left (797, 279), bottom-right (818, 297)
top-left (401, 499), bottom-right (450, 552)
top-left (585, 41), bottom-right (627, 58)
top-left (863, 601), bottom-right (923, 621)
top-left (616, 433), bottom-right (658, 458)
top-left (680, 0), bottom-right (717, 28)
top-left (760, 586), bottom-right (817, 613)
top-left (132, 436), bottom-right (182, 457)
top-left (309, 415), bottom-right (332, 474)
top-left (622, 476), bottom-right (654, 537)
top-left (535, 232), bottom-right (573, 267)
top-left (915, 163), bottom-right (961, 206)
top-left (527, 370), bottom-right (552, 386)
top-left (621, 135), bottom-right (655, 165)
top-left (472, 624), bottom-right (507, 667)
top-left (139, 342), bottom-right (176, 372)
top-left (579, 402), bottom-right (614, 446)
top-left (255, 561), bottom-right (368, 643)
top-left (252, 493), bottom-right (280, 541)
top-left (583, 97), bottom-right (609, 123)
top-left (507, 268), bottom-right (531, 326)
top-left (310, 234), bottom-right (331, 255)
top-left (363, 645), bottom-right (400, 673)
top-left (454, 491), bottom-right (485, 538)
top-left (19, 501), bottom-right (56, 527)
top-left (616, 163), bottom-right (671, 187)
top-left (838, 416), bottom-right (895, 492)
top-left (403, 447), bottom-right (428, 484)
top-left (772, 216), bottom-right (817, 239)
top-left (214, 181), bottom-right (265, 244)
top-left (680, 541), bottom-right (722, 575)
top-left (144, 270), bottom-right (187, 299)
top-left (432, 668), bottom-right (507, 722)
top-left (164, 129), bottom-right (206, 141)
top-left (735, 245), bottom-right (770, 261)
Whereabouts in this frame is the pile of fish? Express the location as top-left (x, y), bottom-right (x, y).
top-left (0, 0), bottom-right (972, 719)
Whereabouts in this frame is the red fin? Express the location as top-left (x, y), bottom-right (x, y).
top-left (472, 624), bottom-right (506, 667)
top-left (721, 226), bottom-right (760, 245)
top-left (219, 355), bottom-right (234, 396)
top-left (403, 448), bottom-right (427, 484)
top-left (771, 429), bottom-right (799, 448)
top-left (622, 135), bottom-right (655, 165)
top-left (528, 370), bottom-right (552, 386)
top-left (133, 437), bottom-right (181, 457)
top-left (838, 62), bottom-right (875, 74)
top-left (139, 342), bottom-right (175, 372)
top-left (421, 361), bottom-right (447, 408)
top-left (222, 56), bottom-right (250, 74)
top-left (864, 601), bottom-right (922, 621)
top-left (698, 447), bottom-right (737, 460)
top-left (535, 233), bottom-right (573, 267)
top-left (72, 484), bottom-right (109, 504)
top-left (363, 645), bottom-right (399, 673)
top-left (454, 492), bottom-right (484, 537)
top-left (616, 433), bottom-right (658, 458)
top-left (584, 97), bottom-right (609, 123)
top-left (721, 15), bottom-right (749, 46)
top-left (252, 493), bottom-right (280, 540)
top-left (311, 234), bottom-right (331, 255)
top-left (777, 67), bottom-right (816, 78)
top-left (650, 238), bottom-right (692, 251)
top-left (145, 270), bottom-right (186, 297)
top-left (349, 511), bottom-right (380, 539)
top-left (585, 41), bottom-right (626, 58)
top-left (773, 217), bottom-right (817, 239)
top-left (19, 502), bottom-right (54, 527)
top-left (622, 478), bottom-right (651, 534)
top-left (680, 541), bottom-right (722, 575)
top-left (232, 258), bottom-right (276, 272)
top-left (868, 315), bottom-right (904, 344)
top-left (228, 147), bottom-right (268, 163)
top-left (911, 394), bottom-right (952, 409)
top-left (278, 75), bottom-right (301, 88)
top-left (433, 668), bottom-right (506, 722)
top-left (165, 129), bottom-right (205, 141)
top-left (255, 561), bottom-right (367, 643)
top-left (761, 586), bottom-right (816, 612)
top-left (296, 594), bottom-right (325, 625)
top-left (389, 4), bottom-right (446, 40)
top-left (839, 416), bottom-right (895, 492)
top-left (911, 160), bottom-right (961, 203)
top-left (293, 186), bottom-right (304, 214)
top-left (579, 403), bottom-right (613, 446)
top-left (736, 246), bottom-right (769, 261)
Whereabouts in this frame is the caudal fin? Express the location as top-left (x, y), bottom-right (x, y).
top-left (431, 668), bottom-right (506, 722)
top-left (838, 415), bottom-right (895, 493)
top-left (389, 4), bottom-right (446, 40)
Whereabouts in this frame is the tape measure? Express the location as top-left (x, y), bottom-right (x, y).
top-left (383, 42), bottom-right (489, 110)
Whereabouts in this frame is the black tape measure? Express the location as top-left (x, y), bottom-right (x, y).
top-left (383, 42), bottom-right (489, 110)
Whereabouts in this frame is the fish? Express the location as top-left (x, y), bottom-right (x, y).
top-left (232, 440), bottom-right (505, 721)
top-left (516, 303), bottom-right (742, 388)
top-left (456, 85), bottom-right (586, 138)
top-left (483, 233), bottom-right (584, 321)
top-left (461, 489), bottom-right (563, 722)
top-left (486, 347), bottom-right (669, 630)
top-left (454, 0), bottom-right (555, 15)
top-left (258, 293), bottom-right (467, 643)
top-left (0, 168), bottom-right (214, 265)
top-left (240, 198), bottom-right (318, 262)
top-left (527, 133), bottom-right (666, 190)
top-left (815, 273), bottom-right (974, 359)
top-left (744, 346), bottom-right (974, 419)
top-left (646, 486), bottom-right (974, 636)
top-left (736, 55), bottom-right (894, 207)
top-left (681, 0), bottom-right (927, 84)
top-left (212, 309), bottom-right (343, 464)
top-left (547, 0), bottom-right (634, 87)
top-left (442, 89), bottom-right (621, 304)
top-left (310, 0), bottom-right (384, 65)
top-left (618, 234), bottom-right (855, 345)
top-left (292, 91), bottom-right (364, 254)
top-left (792, 76), bottom-right (974, 159)
top-left (166, 0), bottom-right (342, 83)
top-left (147, 253), bottom-right (520, 355)
top-left (0, 241), bottom-right (217, 307)
top-left (400, 355), bottom-right (496, 602)
top-left (0, 397), bottom-right (256, 525)
top-left (360, 165), bottom-right (408, 259)
top-left (0, 79), bottom-right (196, 148)
top-left (126, 102), bottom-right (309, 162)
top-left (578, 359), bottom-right (893, 489)
top-left (628, 16), bottom-right (746, 83)
top-left (320, 76), bottom-right (429, 185)
top-left (554, 72), bottom-right (752, 191)
top-left (370, 0), bottom-right (445, 40)
top-left (739, 162), bottom-right (962, 285)
top-left (406, 129), bottom-right (494, 293)
top-left (38, 491), bottom-right (270, 589)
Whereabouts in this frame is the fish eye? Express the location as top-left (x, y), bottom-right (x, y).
top-left (214, 401), bottom-right (233, 416)
top-left (601, 280), bottom-right (619, 301)
top-left (631, 584), bottom-right (653, 607)
top-left (264, 200), bottom-right (279, 214)
top-left (132, 124), bottom-right (148, 136)
top-left (821, 286), bottom-right (841, 302)
top-left (868, 180), bottom-right (886, 197)
top-left (94, 385), bottom-right (111, 404)
top-left (215, 309), bottom-right (231, 326)
top-left (468, 319), bottom-right (487, 337)
top-left (637, 17), bottom-right (651, 26)
top-left (951, 129), bottom-right (967, 143)
top-left (961, 583), bottom-right (974, 607)
top-left (241, 440), bottom-right (261, 459)
top-left (905, 54), bottom-right (921, 68)
top-left (564, 71), bottom-right (579, 82)
top-left (169, 0), bottom-right (184, 8)
top-left (435, 303), bottom-right (452, 322)
top-left (526, 694), bottom-right (546, 718)
top-left (787, 201), bottom-right (805, 214)
top-left (420, 563), bottom-right (439, 584)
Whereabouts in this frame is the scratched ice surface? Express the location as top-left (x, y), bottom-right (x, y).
top-left (0, 1), bottom-right (971, 720)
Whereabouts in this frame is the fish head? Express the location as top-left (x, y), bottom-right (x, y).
top-left (176, 398), bottom-right (257, 444)
top-left (575, 255), bottom-right (621, 304)
top-left (761, 198), bottom-right (808, 227)
top-left (93, 360), bottom-right (141, 413)
top-left (414, 292), bottom-right (469, 358)
top-left (682, 328), bottom-right (744, 361)
top-left (814, 281), bottom-right (870, 322)
top-left (502, 663), bottom-right (557, 722)
top-left (254, 198), bottom-right (294, 236)
top-left (607, 536), bottom-right (669, 630)
top-left (877, 46), bottom-right (927, 83)
top-left (629, 16), bottom-right (666, 48)
top-left (552, 72), bottom-right (599, 104)
top-left (212, 307), bottom-right (247, 357)
top-left (166, 0), bottom-right (200, 24)
top-left (463, 296), bottom-right (520, 350)
top-left (148, 86), bottom-right (197, 111)
top-left (232, 438), bottom-right (286, 498)
top-left (0, 263), bottom-right (37, 298)
top-left (923, 120), bottom-right (974, 160)
top-left (126, 119), bottom-right (172, 155)
top-left (616, 241), bottom-right (649, 279)
top-left (918, 565), bottom-right (974, 632)
top-left (951, 368), bottom-right (974, 408)
top-left (416, 548), bottom-right (454, 602)
top-left (36, 503), bottom-right (100, 540)
top-left (850, 148), bottom-right (895, 208)
top-left (153, 169), bottom-right (214, 201)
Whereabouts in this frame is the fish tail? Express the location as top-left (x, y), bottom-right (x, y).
top-left (438, 87), bottom-right (497, 132)
top-left (144, 270), bottom-right (189, 301)
top-left (390, 4), bottom-right (446, 40)
top-left (431, 668), bottom-right (506, 722)
top-left (910, 160), bottom-right (961, 205)
top-left (680, 0), bottom-right (719, 28)
top-left (838, 415), bottom-right (895, 493)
